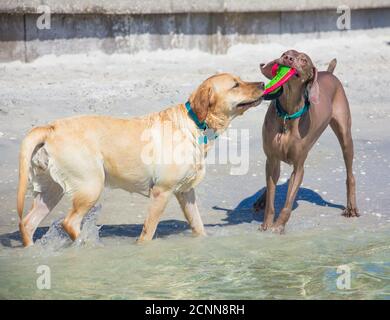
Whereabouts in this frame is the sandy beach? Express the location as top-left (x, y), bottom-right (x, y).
top-left (0, 31), bottom-right (389, 299)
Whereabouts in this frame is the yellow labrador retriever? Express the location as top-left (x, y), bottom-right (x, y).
top-left (17, 73), bottom-right (264, 247)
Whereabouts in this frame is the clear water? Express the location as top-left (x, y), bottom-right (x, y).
top-left (1, 35), bottom-right (390, 300)
top-left (1, 127), bottom-right (390, 300)
top-left (0, 205), bottom-right (389, 300)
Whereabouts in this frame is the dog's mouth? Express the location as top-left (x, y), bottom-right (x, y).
top-left (277, 60), bottom-right (302, 78)
top-left (237, 97), bottom-right (262, 109)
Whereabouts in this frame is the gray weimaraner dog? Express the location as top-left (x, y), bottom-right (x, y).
top-left (253, 49), bottom-right (359, 233)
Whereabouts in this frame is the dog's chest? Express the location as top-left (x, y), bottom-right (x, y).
top-left (175, 163), bottom-right (206, 192)
top-left (263, 110), bottom-right (309, 165)
top-left (267, 132), bottom-right (304, 165)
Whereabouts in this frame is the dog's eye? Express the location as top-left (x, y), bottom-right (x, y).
top-left (232, 82), bottom-right (239, 89)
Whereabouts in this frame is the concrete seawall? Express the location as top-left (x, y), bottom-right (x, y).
top-left (1, 0), bottom-right (390, 62)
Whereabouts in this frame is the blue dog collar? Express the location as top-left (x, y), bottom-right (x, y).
top-left (275, 93), bottom-right (310, 121)
top-left (185, 101), bottom-right (218, 144)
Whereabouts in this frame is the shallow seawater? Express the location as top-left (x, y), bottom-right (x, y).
top-left (1, 35), bottom-right (390, 299)
top-left (0, 207), bottom-right (389, 300)
top-left (1, 136), bottom-right (390, 300)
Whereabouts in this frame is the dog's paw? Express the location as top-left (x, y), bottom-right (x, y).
top-left (192, 230), bottom-right (207, 237)
top-left (270, 224), bottom-right (285, 234)
top-left (342, 207), bottom-right (360, 218)
top-left (259, 221), bottom-right (276, 232)
top-left (259, 223), bottom-right (270, 232)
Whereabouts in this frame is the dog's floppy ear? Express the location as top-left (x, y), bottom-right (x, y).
top-left (307, 67), bottom-right (319, 104)
top-left (190, 82), bottom-right (215, 122)
top-left (260, 60), bottom-right (277, 80)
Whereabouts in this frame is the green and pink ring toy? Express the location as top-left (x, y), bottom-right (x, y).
top-left (262, 64), bottom-right (297, 100)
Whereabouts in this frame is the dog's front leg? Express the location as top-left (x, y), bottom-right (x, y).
top-left (137, 187), bottom-right (172, 243)
top-left (272, 164), bottom-right (304, 234)
top-left (261, 158), bottom-right (280, 231)
top-left (175, 188), bottom-right (206, 237)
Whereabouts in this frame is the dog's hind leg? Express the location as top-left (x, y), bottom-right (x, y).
top-left (62, 182), bottom-right (103, 241)
top-left (330, 94), bottom-right (359, 217)
top-left (175, 188), bottom-right (206, 236)
top-left (62, 176), bottom-right (104, 241)
top-left (20, 147), bottom-right (64, 247)
top-left (20, 183), bottom-right (63, 247)
top-left (137, 187), bottom-right (172, 242)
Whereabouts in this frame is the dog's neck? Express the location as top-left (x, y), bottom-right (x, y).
top-left (279, 82), bottom-right (306, 114)
top-left (179, 103), bottom-right (231, 145)
top-left (205, 112), bottom-right (231, 135)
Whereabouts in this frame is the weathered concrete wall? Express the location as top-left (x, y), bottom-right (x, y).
top-left (2, 0), bottom-right (390, 14)
top-left (1, 1), bottom-right (390, 62)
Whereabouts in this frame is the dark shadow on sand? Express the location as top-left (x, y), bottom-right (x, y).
top-left (0, 181), bottom-right (344, 247)
top-left (212, 181), bottom-right (345, 226)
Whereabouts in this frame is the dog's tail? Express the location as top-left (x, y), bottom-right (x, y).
top-left (17, 126), bottom-right (52, 237)
top-left (327, 58), bottom-right (337, 74)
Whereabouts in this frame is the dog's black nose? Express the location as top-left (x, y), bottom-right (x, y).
top-left (259, 82), bottom-right (265, 89)
top-left (283, 55), bottom-right (294, 64)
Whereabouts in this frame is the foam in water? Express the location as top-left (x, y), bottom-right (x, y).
top-left (35, 204), bottom-right (103, 252)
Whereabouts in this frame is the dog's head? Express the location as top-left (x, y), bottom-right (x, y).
top-left (260, 50), bottom-right (319, 104)
top-left (189, 73), bottom-right (264, 123)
